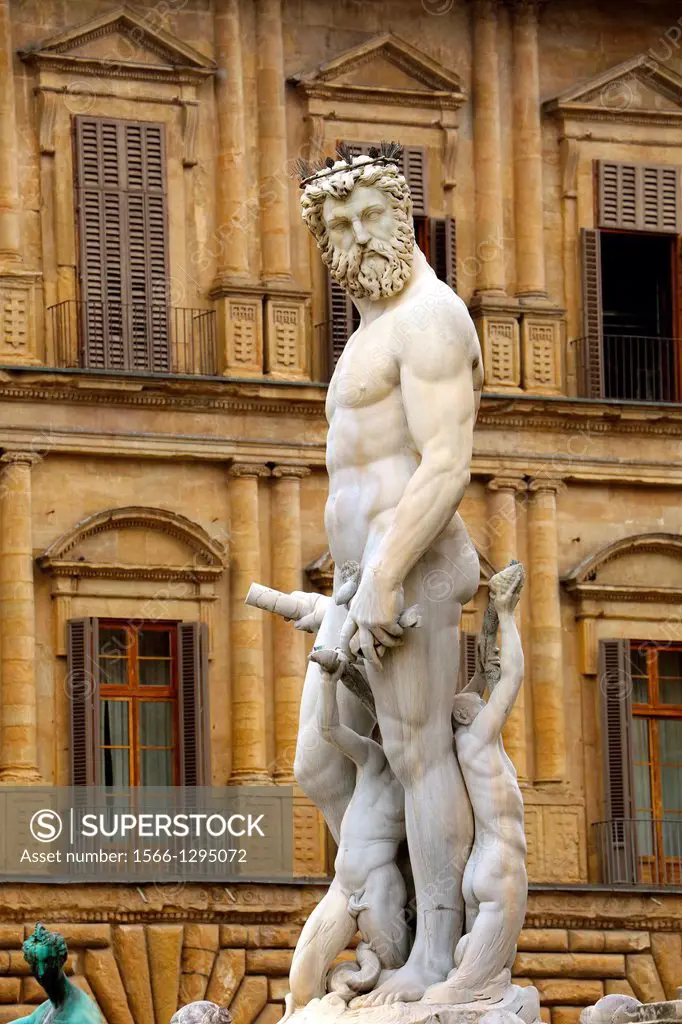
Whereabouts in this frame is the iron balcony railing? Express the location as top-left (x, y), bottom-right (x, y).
top-left (580, 333), bottom-right (678, 402)
top-left (48, 300), bottom-right (218, 376)
top-left (593, 817), bottom-right (682, 886)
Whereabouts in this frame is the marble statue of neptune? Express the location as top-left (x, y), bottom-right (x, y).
top-left (292, 142), bottom-right (484, 1004)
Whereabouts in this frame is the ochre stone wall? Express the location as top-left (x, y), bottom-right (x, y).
top-left (0, 887), bottom-right (680, 1024)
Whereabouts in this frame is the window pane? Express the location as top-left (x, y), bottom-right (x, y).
top-left (659, 718), bottom-right (682, 764)
top-left (661, 767), bottom-right (682, 814)
top-left (632, 677), bottom-right (649, 703)
top-left (139, 701), bottom-right (172, 747)
top-left (635, 814), bottom-right (654, 856)
top-left (100, 747), bottom-right (129, 788)
top-left (629, 647), bottom-right (649, 678)
top-left (99, 627), bottom-right (129, 657)
top-left (660, 678), bottom-right (682, 705)
top-left (141, 748), bottom-right (173, 786)
top-left (139, 630), bottom-right (171, 658)
top-left (139, 660), bottom-right (171, 687)
top-left (100, 701), bottom-right (129, 746)
top-left (100, 658), bottom-right (128, 686)
top-left (658, 650), bottom-right (682, 678)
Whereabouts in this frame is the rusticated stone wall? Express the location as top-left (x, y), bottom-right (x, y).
top-left (0, 886), bottom-right (680, 1024)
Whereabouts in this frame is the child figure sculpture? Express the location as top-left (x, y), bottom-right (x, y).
top-left (427, 561), bottom-right (527, 1006)
top-left (288, 647), bottom-right (408, 1012)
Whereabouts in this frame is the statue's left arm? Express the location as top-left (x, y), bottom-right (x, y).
top-left (341, 298), bottom-right (482, 664)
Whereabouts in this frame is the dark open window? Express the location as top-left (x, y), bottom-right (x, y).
top-left (67, 618), bottom-right (210, 786)
top-left (74, 116), bottom-right (171, 372)
top-left (325, 142), bottom-right (456, 375)
top-left (581, 160), bottom-right (682, 401)
top-left (597, 638), bottom-right (682, 885)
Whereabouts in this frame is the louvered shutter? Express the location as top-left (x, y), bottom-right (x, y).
top-left (327, 276), bottom-right (358, 372)
top-left (68, 618), bottom-right (100, 786)
top-left (458, 631), bottom-right (479, 693)
top-left (177, 622), bottom-right (211, 786)
top-left (599, 639), bottom-right (636, 884)
top-left (402, 146), bottom-right (427, 216)
top-left (75, 116), bottom-right (170, 372)
top-left (430, 217), bottom-right (457, 292)
top-left (580, 228), bottom-right (604, 399)
top-left (598, 161), bottom-right (680, 233)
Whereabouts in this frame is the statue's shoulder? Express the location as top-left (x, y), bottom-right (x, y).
top-left (67, 983), bottom-right (105, 1024)
top-left (397, 278), bottom-right (480, 364)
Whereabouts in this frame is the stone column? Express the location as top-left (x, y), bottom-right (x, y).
top-left (228, 463), bottom-right (272, 784)
top-left (487, 475), bottom-right (528, 781)
top-left (511, 0), bottom-right (546, 300)
top-left (0, 0), bottom-right (20, 264)
top-left (212, 0), bottom-right (266, 378)
top-left (255, 0), bottom-right (291, 285)
top-left (472, 0), bottom-right (505, 296)
top-left (271, 466), bottom-right (310, 783)
top-left (0, 452), bottom-right (41, 782)
top-left (214, 0), bottom-right (250, 283)
top-left (527, 477), bottom-right (566, 783)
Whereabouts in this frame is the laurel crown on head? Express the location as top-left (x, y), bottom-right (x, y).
top-left (295, 140), bottom-right (404, 188)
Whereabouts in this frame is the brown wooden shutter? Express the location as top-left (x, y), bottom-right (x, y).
top-left (327, 276), bottom-right (359, 373)
top-left (598, 638), bottom-right (636, 884)
top-left (598, 160), bottom-right (680, 233)
top-left (580, 228), bottom-right (604, 399)
top-left (430, 217), bottom-right (457, 292)
top-left (67, 617), bottom-right (100, 786)
top-left (74, 116), bottom-right (170, 372)
top-left (458, 631), bottom-right (479, 693)
top-left (178, 622), bottom-right (211, 786)
top-left (402, 146), bottom-right (427, 216)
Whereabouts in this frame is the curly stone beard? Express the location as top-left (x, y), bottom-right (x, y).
top-left (324, 215), bottom-right (415, 301)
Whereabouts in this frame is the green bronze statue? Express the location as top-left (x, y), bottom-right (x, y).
top-left (11, 924), bottom-right (103, 1024)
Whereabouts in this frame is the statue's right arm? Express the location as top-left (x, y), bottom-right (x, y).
top-left (472, 609), bottom-right (524, 744)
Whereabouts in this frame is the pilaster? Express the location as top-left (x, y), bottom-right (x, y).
top-left (271, 466), bottom-right (311, 784)
top-left (527, 476), bottom-right (566, 784)
top-left (0, 451), bottom-right (42, 783)
top-left (227, 462), bottom-right (272, 785)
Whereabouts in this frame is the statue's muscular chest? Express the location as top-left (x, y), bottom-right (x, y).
top-left (328, 318), bottom-right (401, 413)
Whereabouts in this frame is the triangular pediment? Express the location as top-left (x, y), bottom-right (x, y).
top-left (292, 34), bottom-right (464, 108)
top-left (19, 6), bottom-right (215, 83)
top-left (545, 55), bottom-right (682, 122)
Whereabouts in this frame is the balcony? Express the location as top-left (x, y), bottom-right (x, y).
top-left (593, 818), bottom-right (682, 885)
top-left (48, 300), bottom-right (218, 377)
top-left (579, 334), bottom-right (679, 403)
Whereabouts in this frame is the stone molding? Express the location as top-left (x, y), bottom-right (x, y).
top-left (272, 466), bottom-right (312, 479)
top-left (544, 54), bottom-right (682, 128)
top-left (0, 450), bottom-right (42, 468)
top-left (228, 463), bottom-right (272, 479)
top-left (18, 7), bottom-right (216, 85)
top-left (528, 477), bottom-right (564, 495)
top-left (487, 475), bottom-right (528, 494)
top-left (38, 505), bottom-right (227, 569)
top-left (564, 532), bottom-right (682, 605)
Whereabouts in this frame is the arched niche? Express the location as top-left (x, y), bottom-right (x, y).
top-left (564, 532), bottom-right (682, 674)
top-left (37, 506), bottom-right (227, 655)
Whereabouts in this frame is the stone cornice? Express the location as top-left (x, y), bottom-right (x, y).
top-left (37, 559), bottom-right (223, 584)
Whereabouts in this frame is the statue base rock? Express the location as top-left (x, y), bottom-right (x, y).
top-left (285, 984), bottom-right (540, 1024)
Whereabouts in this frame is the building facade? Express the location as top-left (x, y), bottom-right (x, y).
top-left (1, 0), bottom-right (682, 1020)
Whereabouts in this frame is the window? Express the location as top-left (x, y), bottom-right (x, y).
top-left (74, 116), bottom-right (170, 372)
top-left (326, 142), bottom-right (457, 374)
top-left (581, 160), bottom-right (682, 401)
top-left (98, 622), bottom-right (178, 786)
top-left (67, 618), bottom-right (210, 786)
top-left (630, 643), bottom-right (682, 883)
top-left (598, 638), bottom-right (682, 884)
